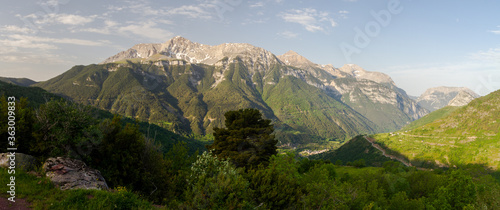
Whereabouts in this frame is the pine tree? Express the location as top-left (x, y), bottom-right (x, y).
top-left (207, 108), bottom-right (277, 168)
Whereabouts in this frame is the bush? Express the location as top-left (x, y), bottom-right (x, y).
top-left (247, 153), bottom-right (303, 209)
top-left (184, 150), bottom-right (252, 209)
top-left (32, 99), bottom-right (97, 160)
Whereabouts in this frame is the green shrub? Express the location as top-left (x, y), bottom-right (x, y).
top-left (247, 153), bottom-right (303, 209)
top-left (184, 151), bottom-right (252, 209)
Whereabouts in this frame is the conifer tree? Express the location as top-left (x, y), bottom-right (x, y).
top-left (207, 108), bottom-right (277, 168)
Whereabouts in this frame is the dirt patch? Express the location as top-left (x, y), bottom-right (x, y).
top-left (0, 196), bottom-right (32, 210)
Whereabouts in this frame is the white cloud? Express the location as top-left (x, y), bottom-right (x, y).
top-left (0, 53), bottom-right (68, 64)
top-left (490, 26), bottom-right (500, 35)
top-left (8, 34), bottom-right (110, 46)
top-left (277, 31), bottom-right (299, 39)
top-left (0, 25), bottom-right (36, 34)
top-left (118, 21), bottom-right (173, 41)
top-left (279, 8), bottom-right (337, 32)
top-left (167, 5), bottom-right (214, 19)
top-left (339, 10), bottom-right (349, 19)
top-left (0, 33), bottom-right (111, 64)
top-left (22, 13), bottom-right (96, 26)
top-left (470, 48), bottom-right (500, 62)
top-left (249, 2), bottom-right (265, 8)
top-left (0, 38), bottom-right (57, 50)
top-left (113, 1), bottom-right (216, 20)
top-left (37, 0), bottom-right (70, 7)
top-left (0, 34), bottom-right (111, 55)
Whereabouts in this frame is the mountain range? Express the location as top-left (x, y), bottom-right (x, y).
top-left (32, 36), bottom-right (432, 150)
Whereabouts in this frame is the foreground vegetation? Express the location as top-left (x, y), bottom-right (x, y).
top-left (1, 84), bottom-right (500, 209)
top-left (0, 168), bottom-right (153, 209)
top-left (3, 154), bottom-right (500, 209)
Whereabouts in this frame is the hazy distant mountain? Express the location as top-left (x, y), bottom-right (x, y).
top-left (0, 77), bottom-right (37, 87)
top-left (416, 86), bottom-right (479, 111)
top-left (35, 36), bottom-right (428, 149)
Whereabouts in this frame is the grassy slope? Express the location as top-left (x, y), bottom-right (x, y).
top-left (402, 106), bottom-right (460, 131)
top-left (0, 168), bottom-right (155, 209)
top-left (373, 90), bottom-right (500, 169)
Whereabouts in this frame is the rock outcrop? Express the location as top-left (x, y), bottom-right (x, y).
top-left (43, 157), bottom-right (109, 191)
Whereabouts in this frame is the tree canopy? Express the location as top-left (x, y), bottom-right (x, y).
top-left (207, 108), bottom-right (277, 168)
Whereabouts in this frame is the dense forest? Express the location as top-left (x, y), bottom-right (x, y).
top-left (1, 91), bottom-right (500, 209)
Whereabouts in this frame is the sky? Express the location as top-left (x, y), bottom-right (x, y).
top-left (0, 0), bottom-right (499, 96)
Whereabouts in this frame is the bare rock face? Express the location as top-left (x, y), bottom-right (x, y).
top-left (277, 50), bottom-right (348, 78)
top-left (101, 36), bottom-right (281, 74)
top-left (337, 64), bottom-right (395, 85)
top-left (448, 90), bottom-right (477, 107)
top-left (0, 153), bottom-right (36, 171)
top-left (43, 157), bottom-right (109, 191)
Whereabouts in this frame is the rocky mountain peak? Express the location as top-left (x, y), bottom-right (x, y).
top-left (163, 36), bottom-right (200, 49)
top-left (338, 64), bottom-right (395, 85)
top-left (284, 50), bottom-right (299, 55)
top-left (277, 50), bottom-right (314, 67)
top-left (101, 36), bottom-right (280, 70)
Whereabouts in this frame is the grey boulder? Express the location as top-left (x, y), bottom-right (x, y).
top-left (43, 157), bottom-right (109, 190)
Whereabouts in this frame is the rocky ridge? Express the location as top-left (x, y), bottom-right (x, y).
top-left (101, 36), bottom-right (281, 75)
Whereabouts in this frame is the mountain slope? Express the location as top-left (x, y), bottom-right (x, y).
top-left (331, 77), bottom-right (428, 132)
top-left (36, 36), bottom-right (427, 150)
top-left (402, 106), bottom-right (460, 131)
top-left (0, 77), bottom-right (37, 87)
top-left (0, 80), bottom-right (61, 107)
top-left (417, 86), bottom-right (479, 111)
top-left (374, 90), bottom-right (500, 169)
